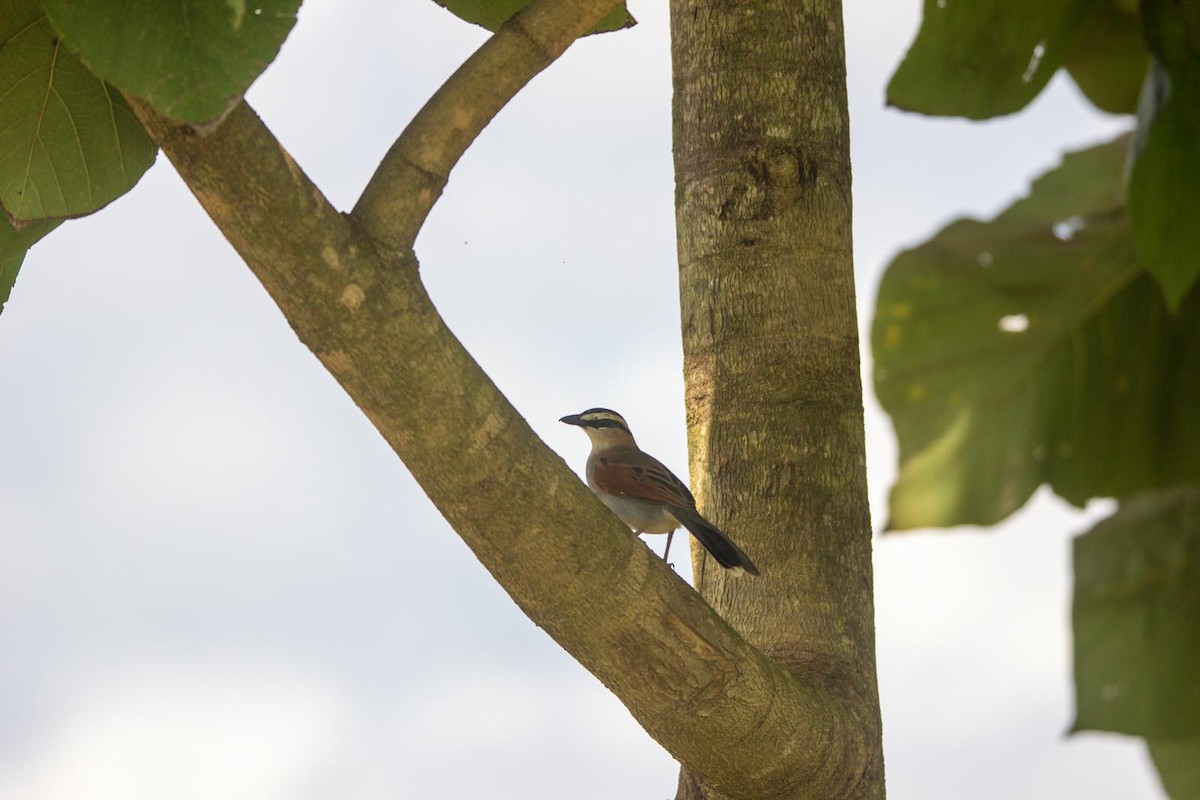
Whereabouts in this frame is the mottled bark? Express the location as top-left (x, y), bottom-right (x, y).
top-left (671, 1), bottom-right (884, 798)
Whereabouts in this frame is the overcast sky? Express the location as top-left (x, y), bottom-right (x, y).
top-left (0, 1), bottom-right (1160, 798)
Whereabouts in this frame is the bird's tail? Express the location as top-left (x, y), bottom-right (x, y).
top-left (673, 508), bottom-right (761, 576)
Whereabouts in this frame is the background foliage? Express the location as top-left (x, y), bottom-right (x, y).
top-left (877, 1), bottom-right (1200, 795)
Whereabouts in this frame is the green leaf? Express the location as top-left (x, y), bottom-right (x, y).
top-left (888, 0), bottom-right (1104, 119)
top-left (42, 0), bottom-right (302, 124)
top-left (1126, 0), bottom-right (1200, 309)
top-left (1, 214), bottom-right (61, 315)
top-left (1128, 72), bottom-right (1200, 308)
top-left (1139, 0), bottom-right (1200, 69)
top-left (1073, 486), bottom-right (1200, 738)
top-left (873, 137), bottom-right (1200, 529)
top-left (430, 0), bottom-right (635, 35)
top-left (1150, 738), bottom-right (1200, 799)
top-left (1065, 3), bottom-right (1150, 114)
top-left (0, 0), bottom-right (157, 221)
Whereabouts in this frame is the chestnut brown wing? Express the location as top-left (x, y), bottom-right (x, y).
top-left (592, 455), bottom-right (696, 510)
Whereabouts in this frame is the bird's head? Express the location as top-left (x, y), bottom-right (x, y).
top-left (560, 407), bottom-right (636, 447)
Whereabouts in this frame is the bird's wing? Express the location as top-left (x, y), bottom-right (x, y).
top-left (592, 454), bottom-right (696, 509)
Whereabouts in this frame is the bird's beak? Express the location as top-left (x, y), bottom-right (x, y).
top-left (560, 414), bottom-right (584, 426)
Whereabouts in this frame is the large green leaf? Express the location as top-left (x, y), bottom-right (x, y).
top-left (1140, 0), bottom-right (1200, 67)
top-left (42, 0), bottom-right (301, 124)
top-left (1, 214), bottom-right (61, 314)
top-left (1129, 75), bottom-right (1200, 309)
top-left (1073, 486), bottom-right (1200, 738)
top-left (1127, 0), bottom-right (1200, 309)
top-left (1065, 2), bottom-right (1150, 114)
top-left (430, 0), bottom-right (635, 34)
top-left (0, 0), bottom-right (156, 221)
top-left (1150, 738), bottom-right (1200, 799)
top-left (873, 138), bottom-right (1200, 529)
top-left (888, 0), bottom-right (1103, 119)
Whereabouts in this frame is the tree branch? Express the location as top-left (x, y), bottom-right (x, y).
top-left (124, 7), bottom-right (869, 793)
top-left (351, 0), bottom-right (624, 250)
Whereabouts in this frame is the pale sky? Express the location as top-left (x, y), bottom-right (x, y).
top-left (0, 1), bottom-right (1159, 798)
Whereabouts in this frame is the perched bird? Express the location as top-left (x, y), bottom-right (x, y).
top-left (560, 408), bottom-right (760, 576)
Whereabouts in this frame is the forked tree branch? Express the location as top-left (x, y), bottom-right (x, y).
top-left (123, 0), bottom-right (872, 795)
top-left (352, 0), bottom-right (625, 250)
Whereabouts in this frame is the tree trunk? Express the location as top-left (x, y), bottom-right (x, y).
top-left (671, 1), bottom-right (884, 798)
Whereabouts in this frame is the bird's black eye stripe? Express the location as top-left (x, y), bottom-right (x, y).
top-left (585, 418), bottom-right (631, 434)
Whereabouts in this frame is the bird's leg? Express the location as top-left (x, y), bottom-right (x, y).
top-left (661, 530), bottom-right (675, 566)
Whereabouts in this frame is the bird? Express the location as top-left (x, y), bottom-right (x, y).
top-left (560, 408), bottom-right (760, 576)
